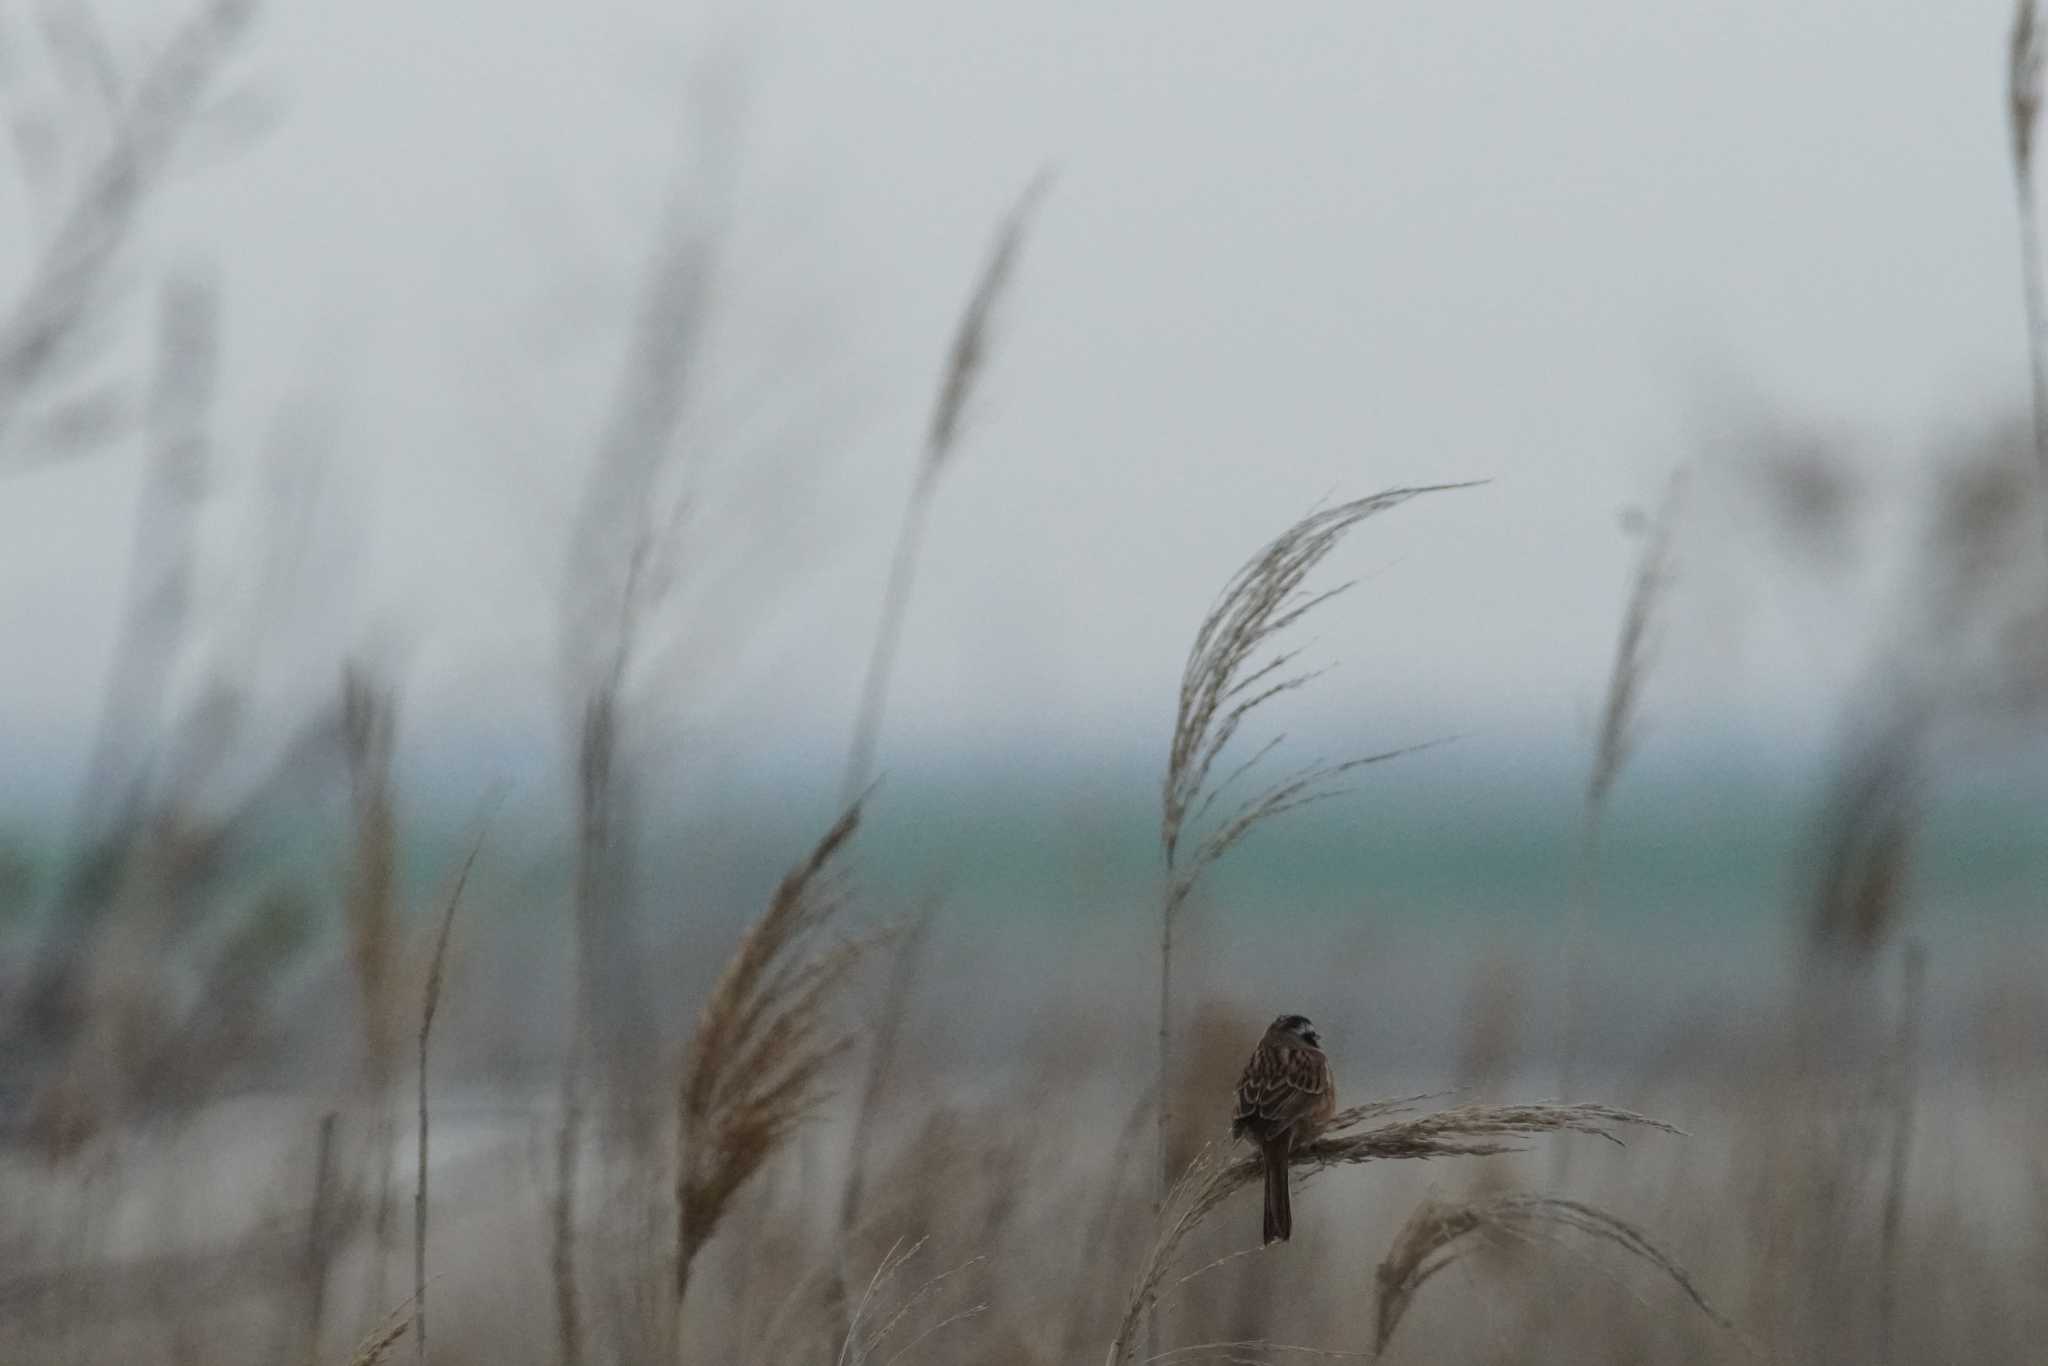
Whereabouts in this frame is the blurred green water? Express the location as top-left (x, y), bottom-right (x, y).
top-left (4, 742), bottom-right (2044, 962)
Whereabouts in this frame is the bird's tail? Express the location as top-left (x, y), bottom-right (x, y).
top-left (1262, 1135), bottom-right (1292, 1243)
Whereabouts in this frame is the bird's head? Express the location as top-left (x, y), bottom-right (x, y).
top-left (1268, 1013), bottom-right (1321, 1049)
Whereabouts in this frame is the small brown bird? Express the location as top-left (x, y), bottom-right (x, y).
top-left (1232, 1013), bottom-right (1337, 1243)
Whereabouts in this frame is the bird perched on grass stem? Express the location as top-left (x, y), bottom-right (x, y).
top-left (1232, 1014), bottom-right (1336, 1243)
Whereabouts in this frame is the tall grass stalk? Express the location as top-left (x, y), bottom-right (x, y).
top-left (836, 903), bottom-right (935, 1254)
top-left (341, 668), bottom-right (401, 1313)
top-left (1554, 472), bottom-right (1681, 1180)
top-left (413, 815), bottom-right (492, 1365)
top-left (1877, 938), bottom-right (1926, 1361)
top-left (551, 1084), bottom-right (583, 1366)
top-left (838, 172), bottom-right (1050, 805)
top-left (552, 109), bottom-right (734, 1362)
top-left (2010, 1), bottom-right (2048, 545)
top-left (21, 269), bottom-right (216, 1068)
top-left (298, 1110), bottom-right (340, 1365)
top-left (0, 0), bottom-right (258, 457)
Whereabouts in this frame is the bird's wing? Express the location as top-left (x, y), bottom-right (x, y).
top-left (1233, 1045), bottom-right (1332, 1139)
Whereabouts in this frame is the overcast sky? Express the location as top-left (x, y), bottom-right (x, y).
top-left (1, 0), bottom-right (2038, 789)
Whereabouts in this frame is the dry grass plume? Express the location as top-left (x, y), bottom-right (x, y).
top-left (1108, 1096), bottom-right (1677, 1366)
top-left (675, 798), bottom-right (888, 1311)
top-left (1155, 485), bottom-right (1479, 1211)
top-left (1372, 1192), bottom-right (1747, 1357)
top-left (835, 1236), bottom-right (987, 1366)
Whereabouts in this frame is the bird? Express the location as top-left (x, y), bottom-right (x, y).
top-left (1231, 1013), bottom-right (1337, 1244)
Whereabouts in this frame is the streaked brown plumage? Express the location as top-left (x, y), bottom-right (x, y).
top-left (1231, 1013), bottom-right (1337, 1243)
